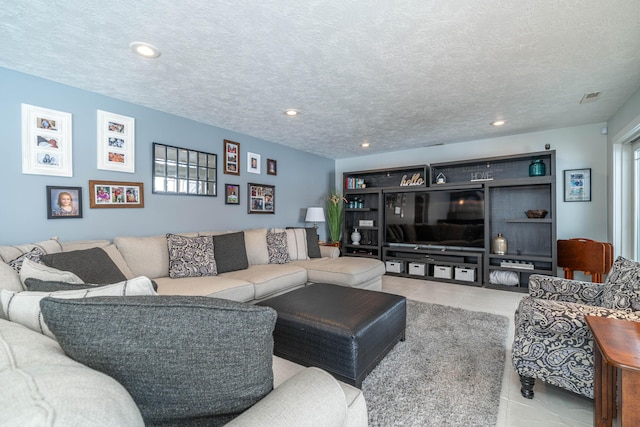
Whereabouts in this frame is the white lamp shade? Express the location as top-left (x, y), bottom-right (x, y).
top-left (305, 207), bottom-right (326, 223)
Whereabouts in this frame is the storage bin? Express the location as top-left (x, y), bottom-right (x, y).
top-left (455, 267), bottom-right (475, 282)
top-left (408, 262), bottom-right (426, 276)
top-left (385, 260), bottom-right (404, 274)
top-left (433, 265), bottom-right (452, 279)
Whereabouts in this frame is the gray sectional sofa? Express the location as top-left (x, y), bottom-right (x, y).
top-left (0, 227), bottom-right (384, 426)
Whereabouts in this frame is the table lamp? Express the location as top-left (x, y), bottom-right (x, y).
top-left (305, 207), bottom-right (326, 232)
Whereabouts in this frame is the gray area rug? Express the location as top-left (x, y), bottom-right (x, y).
top-left (362, 300), bottom-right (509, 426)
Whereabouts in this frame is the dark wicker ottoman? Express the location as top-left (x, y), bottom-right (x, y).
top-left (257, 283), bottom-right (406, 387)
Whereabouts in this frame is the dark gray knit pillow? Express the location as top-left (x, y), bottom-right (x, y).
top-left (40, 295), bottom-right (276, 426)
top-left (212, 232), bottom-right (249, 273)
top-left (40, 247), bottom-right (127, 284)
top-left (166, 234), bottom-right (217, 278)
top-left (24, 277), bottom-right (158, 292)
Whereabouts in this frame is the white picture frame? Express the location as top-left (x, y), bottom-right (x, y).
top-left (21, 103), bottom-right (73, 177)
top-left (97, 110), bottom-right (135, 173)
top-left (247, 152), bottom-right (261, 174)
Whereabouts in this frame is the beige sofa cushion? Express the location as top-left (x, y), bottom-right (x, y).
top-left (222, 264), bottom-right (307, 300)
top-left (154, 276), bottom-right (256, 302)
top-left (0, 238), bottom-right (63, 263)
top-left (244, 228), bottom-right (269, 265)
top-left (0, 319), bottom-right (144, 426)
top-left (114, 233), bottom-right (199, 279)
top-left (294, 257), bottom-right (385, 288)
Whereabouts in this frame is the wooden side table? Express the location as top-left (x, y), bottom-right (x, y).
top-left (585, 316), bottom-right (640, 427)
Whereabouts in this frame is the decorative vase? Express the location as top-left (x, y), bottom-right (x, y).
top-left (351, 228), bottom-right (361, 245)
top-left (493, 233), bottom-right (507, 255)
top-left (529, 159), bottom-right (545, 177)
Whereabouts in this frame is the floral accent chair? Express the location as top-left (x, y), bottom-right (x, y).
top-left (512, 256), bottom-right (640, 399)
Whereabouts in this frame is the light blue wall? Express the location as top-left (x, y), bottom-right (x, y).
top-left (336, 123), bottom-right (609, 242)
top-left (0, 68), bottom-right (334, 245)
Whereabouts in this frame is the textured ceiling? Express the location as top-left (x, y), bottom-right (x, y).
top-left (1, 1), bottom-right (639, 159)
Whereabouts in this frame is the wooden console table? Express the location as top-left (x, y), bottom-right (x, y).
top-left (585, 316), bottom-right (640, 427)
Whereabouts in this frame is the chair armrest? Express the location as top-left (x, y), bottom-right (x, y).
top-left (320, 246), bottom-right (340, 258)
top-left (519, 296), bottom-right (640, 337)
top-left (528, 274), bottom-right (604, 304)
top-left (226, 367), bottom-right (349, 427)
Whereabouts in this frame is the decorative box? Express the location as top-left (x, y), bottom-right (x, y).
top-left (358, 219), bottom-right (374, 227)
top-left (454, 267), bottom-right (475, 282)
top-left (385, 260), bottom-right (404, 274)
top-left (408, 262), bottom-right (426, 276)
top-left (433, 265), bottom-right (452, 279)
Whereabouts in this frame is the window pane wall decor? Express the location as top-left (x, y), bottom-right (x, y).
top-left (153, 142), bottom-right (217, 196)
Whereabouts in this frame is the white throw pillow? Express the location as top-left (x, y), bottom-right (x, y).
top-left (243, 228), bottom-right (270, 265)
top-left (286, 228), bottom-right (309, 261)
top-left (1, 276), bottom-right (157, 339)
top-left (19, 258), bottom-right (84, 288)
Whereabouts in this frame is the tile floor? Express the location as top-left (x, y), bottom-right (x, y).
top-left (381, 275), bottom-right (599, 427)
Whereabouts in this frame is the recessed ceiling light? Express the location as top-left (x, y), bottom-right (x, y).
top-left (130, 42), bottom-right (161, 58)
top-left (360, 142), bottom-right (370, 148)
top-left (491, 120), bottom-right (505, 127)
top-left (284, 109), bottom-right (299, 116)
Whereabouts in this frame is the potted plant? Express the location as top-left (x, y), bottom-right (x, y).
top-left (326, 191), bottom-right (347, 245)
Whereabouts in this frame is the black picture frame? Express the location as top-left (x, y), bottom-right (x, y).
top-left (225, 183), bottom-right (240, 205)
top-left (47, 186), bottom-right (83, 219)
top-left (267, 158), bottom-right (277, 175)
top-left (564, 168), bottom-right (591, 202)
top-left (247, 183), bottom-right (275, 214)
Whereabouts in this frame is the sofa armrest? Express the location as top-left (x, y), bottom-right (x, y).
top-left (528, 274), bottom-right (604, 305)
top-left (518, 296), bottom-right (640, 337)
top-left (226, 367), bottom-right (350, 427)
top-left (320, 246), bottom-right (340, 258)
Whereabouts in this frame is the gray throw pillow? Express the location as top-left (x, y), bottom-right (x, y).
top-left (24, 277), bottom-right (158, 292)
top-left (166, 234), bottom-right (217, 278)
top-left (601, 256), bottom-right (640, 311)
top-left (40, 295), bottom-right (277, 426)
top-left (40, 247), bottom-right (127, 284)
top-left (212, 232), bottom-right (249, 273)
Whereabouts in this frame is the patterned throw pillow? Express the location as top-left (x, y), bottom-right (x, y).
top-left (601, 256), bottom-right (640, 311)
top-left (166, 234), bottom-right (217, 279)
top-left (267, 232), bottom-right (290, 264)
top-left (8, 247), bottom-right (46, 273)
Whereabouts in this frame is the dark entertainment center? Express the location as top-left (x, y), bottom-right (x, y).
top-left (342, 150), bottom-right (557, 292)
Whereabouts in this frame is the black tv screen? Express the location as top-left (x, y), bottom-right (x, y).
top-left (385, 189), bottom-right (484, 250)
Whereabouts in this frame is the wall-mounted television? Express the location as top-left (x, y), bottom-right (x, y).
top-left (385, 189), bottom-right (485, 251)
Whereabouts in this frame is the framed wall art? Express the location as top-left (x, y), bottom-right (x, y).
top-left (248, 183), bottom-right (274, 214)
top-left (225, 183), bottom-right (240, 205)
top-left (267, 158), bottom-right (277, 175)
top-left (97, 110), bottom-right (135, 173)
top-left (223, 139), bottom-right (240, 175)
top-left (22, 103), bottom-right (73, 177)
top-left (89, 180), bottom-right (144, 208)
top-left (247, 152), bottom-right (261, 174)
top-left (46, 186), bottom-right (83, 219)
top-left (564, 168), bottom-right (591, 202)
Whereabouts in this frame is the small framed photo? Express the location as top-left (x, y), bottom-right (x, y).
top-left (89, 180), bottom-right (144, 208)
top-left (97, 110), bottom-right (135, 173)
top-left (22, 104), bottom-right (73, 177)
top-left (225, 184), bottom-right (240, 205)
top-left (224, 140), bottom-right (240, 175)
top-left (47, 186), bottom-right (83, 219)
top-left (564, 168), bottom-right (591, 202)
top-left (267, 158), bottom-right (277, 176)
top-left (247, 152), bottom-right (261, 174)
top-left (248, 183), bottom-right (275, 214)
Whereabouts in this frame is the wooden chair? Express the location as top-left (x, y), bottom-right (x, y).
top-left (557, 238), bottom-right (613, 283)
